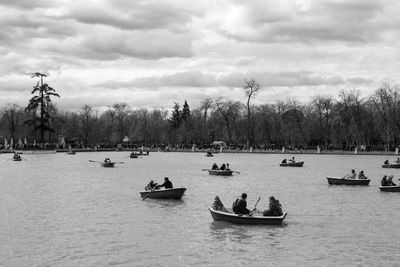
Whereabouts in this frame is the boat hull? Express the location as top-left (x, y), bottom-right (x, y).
top-left (379, 186), bottom-right (400, 192)
top-left (280, 161), bottom-right (304, 167)
top-left (13, 158), bottom-right (22, 161)
top-left (207, 170), bottom-right (233, 176)
top-left (209, 207), bottom-right (287, 225)
top-left (140, 188), bottom-right (186, 199)
top-left (327, 177), bottom-right (370, 185)
top-left (382, 164), bottom-right (400, 168)
top-left (102, 162), bottom-right (115, 168)
top-left (130, 154), bottom-right (138, 158)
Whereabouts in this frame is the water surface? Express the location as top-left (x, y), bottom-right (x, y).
top-left (0, 152), bottom-right (399, 266)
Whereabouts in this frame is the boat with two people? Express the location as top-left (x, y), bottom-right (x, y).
top-left (141, 177), bottom-right (186, 200)
top-left (203, 163), bottom-right (238, 176)
top-left (280, 157), bottom-right (304, 167)
top-left (327, 169), bottom-right (370, 185)
top-left (380, 175), bottom-right (400, 192)
top-left (206, 151), bottom-right (214, 157)
top-left (209, 194), bottom-right (287, 225)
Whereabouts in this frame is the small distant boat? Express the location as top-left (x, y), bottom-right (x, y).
top-left (207, 169), bottom-right (234, 176)
top-left (209, 207), bottom-right (287, 225)
top-left (327, 176), bottom-right (370, 185)
top-left (379, 185), bottom-right (400, 192)
top-left (13, 157), bottom-right (22, 161)
top-left (140, 188), bottom-right (186, 199)
top-left (102, 162), bottom-right (115, 168)
top-left (280, 161), bottom-right (304, 167)
top-left (205, 152), bottom-right (214, 157)
top-left (130, 152), bottom-right (138, 158)
top-left (382, 163), bottom-right (400, 168)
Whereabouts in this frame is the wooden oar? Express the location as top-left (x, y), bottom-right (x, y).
top-left (142, 184), bottom-right (158, 201)
top-left (253, 196), bottom-right (261, 210)
top-left (89, 160), bottom-right (102, 163)
top-left (114, 162), bottom-right (124, 164)
top-left (233, 170), bottom-right (240, 174)
top-left (341, 174), bottom-right (349, 180)
top-left (201, 169), bottom-right (210, 171)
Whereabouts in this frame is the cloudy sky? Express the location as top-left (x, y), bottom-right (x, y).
top-left (1, 0), bottom-right (399, 111)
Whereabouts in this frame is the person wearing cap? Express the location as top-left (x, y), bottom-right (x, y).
top-left (346, 169), bottom-right (356, 179)
top-left (157, 177), bottom-right (173, 189)
top-left (263, 196), bottom-right (283, 216)
top-left (232, 193), bottom-right (250, 214)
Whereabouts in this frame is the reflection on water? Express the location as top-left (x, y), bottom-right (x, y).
top-left (1, 152), bottom-right (400, 266)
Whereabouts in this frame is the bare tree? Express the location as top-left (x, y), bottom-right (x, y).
top-left (243, 79), bottom-right (261, 148)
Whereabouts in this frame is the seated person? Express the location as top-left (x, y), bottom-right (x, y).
top-left (226, 163), bottom-right (230, 170)
top-left (145, 180), bottom-right (157, 191)
top-left (13, 152), bottom-right (20, 159)
top-left (387, 175), bottom-right (397, 186)
top-left (381, 175), bottom-right (388, 186)
top-left (358, 170), bottom-right (367, 179)
top-left (281, 159), bottom-right (287, 164)
top-left (347, 169), bottom-right (356, 179)
top-left (263, 196), bottom-right (283, 216)
top-left (156, 177), bottom-right (173, 189)
top-left (211, 163), bottom-right (218, 170)
top-left (220, 164), bottom-right (226, 170)
top-left (232, 193), bottom-right (250, 215)
top-left (289, 157), bottom-right (295, 163)
top-left (384, 159), bottom-right (389, 165)
top-left (212, 196), bottom-right (227, 212)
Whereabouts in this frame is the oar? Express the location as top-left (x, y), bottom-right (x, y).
top-left (114, 162), bottom-right (125, 164)
top-left (89, 160), bottom-right (102, 163)
top-left (233, 170), bottom-right (240, 174)
top-left (142, 184), bottom-right (158, 201)
top-left (201, 169), bottom-right (209, 171)
top-left (21, 157), bottom-right (28, 161)
top-left (253, 196), bottom-right (261, 210)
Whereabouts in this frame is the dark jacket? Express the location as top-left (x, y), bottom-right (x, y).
top-left (159, 180), bottom-right (173, 189)
top-left (233, 198), bottom-right (250, 214)
top-left (263, 200), bottom-right (283, 216)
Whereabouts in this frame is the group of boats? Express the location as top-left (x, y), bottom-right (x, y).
top-left (326, 158), bottom-right (400, 192)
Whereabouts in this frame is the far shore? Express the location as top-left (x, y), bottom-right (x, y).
top-left (2, 148), bottom-right (400, 157)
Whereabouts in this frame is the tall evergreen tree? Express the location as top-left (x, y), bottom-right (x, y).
top-left (25, 72), bottom-right (60, 144)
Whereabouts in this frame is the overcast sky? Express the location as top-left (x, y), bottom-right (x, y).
top-left (1, 0), bottom-right (399, 111)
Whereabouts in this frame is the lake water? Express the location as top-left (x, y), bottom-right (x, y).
top-left (1, 151), bottom-right (399, 266)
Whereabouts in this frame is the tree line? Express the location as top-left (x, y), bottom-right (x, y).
top-left (1, 74), bottom-right (400, 151)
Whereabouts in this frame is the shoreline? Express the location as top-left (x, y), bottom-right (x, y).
top-left (2, 148), bottom-right (399, 156)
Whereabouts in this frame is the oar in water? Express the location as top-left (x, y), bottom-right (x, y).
top-left (201, 169), bottom-right (210, 171)
top-left (142, 184), bottom-right (158, 201)
top-left (89, 160), bottom-right (102, 163)
top-left (114, 162), bottom-right (125, 164)
top-left (233, 170), bottom-right (240, 174)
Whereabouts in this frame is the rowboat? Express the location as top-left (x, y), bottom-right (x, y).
top-left (382, 163), bottom-right (400, 168)
top-left (102, 162), bottom-right (115, 168)
top-left (207, 169), bottom-right (233, 176)
top-left (280, 161), bottom-right (304, 167)
top-left (130, 153), bottom-right (138, 158)
top-left (140, 188), bottom-right (186, 199)
top-left (13, 157), bottom-right (22, 161)
top-left (327, 176), bottom-right (370, 185)
top-left (379, 185), bottom-right (400, 192)
top-left (209, 207), bottom-right (287, 225)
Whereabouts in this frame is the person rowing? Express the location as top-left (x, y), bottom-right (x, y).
top-left (156, 177), bottom-right (173, 189)
top-left (232, 193), bottom-right (251, 215)
top-left (145, 180), bottom-right (157, 191)
top-left (13, 152), bottom-right (21, 160)
top-left (343, 169), bottom-right (356, 179)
